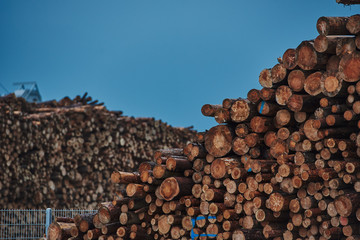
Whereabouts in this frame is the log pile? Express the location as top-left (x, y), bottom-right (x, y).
top-left (0, 93), bottom-right (196, 209)
top-left (47, 14), bottom-right (360, 240)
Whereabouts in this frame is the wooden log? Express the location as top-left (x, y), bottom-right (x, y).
top-left (230, 99), bottom-right (256, 123)
top-left (191, 184), bottom-right (202, 198)
top-left (126, 184), bottom-right (147, 198)
top-left (317, 16), bottom-right (350, 35)
top-left (153, 148), bottom-right (184, 160)
top-left (259, 69), bottom-right (272, 88)
top-left (336, 37), bottom-right (356, 56)
top-left (214, 108), bottom-right (231, 124)
top-left (209, 202), bottom-right (226, 214)
top-left (189, 144), bottom-right (207, 160)
top-left (250, 116), bottom-right (272, 133)
top-left (275, 86), bottom-right (293, 106)
top-left (231, 167), bottom-right (247, 180)
top-left (48, 222), bottom-right (74, 240)
top-left (314, 35), bottom-right (339, 54)
top-left (245, 133), bottom-right (260, 148)
top-left (271, 64), bottom-right (287, 84)
top-left (282, 49), bottom-right (297, 70)
top-left (334, 192), bottom-right (360, 217)
top-left (314, 106), bottom-right (331, 119)
top-left (268, 193), bottom-right (290, 212)
top-left (346, 14), bottom-right (360, 34)
top-left (98, 202), bottom-right (123, 225)
top-left (138, 162), bottom-right (156, 174)
top-left (111, 171), bottom-right (140, 184)
top-left (260, 88), bottom-right (276, 101)
top-left (270, 139), bottom-right (289, 159)
top-left (264, 131), bottom-right (277, 147)
top-left (74, 213), bottom-right (96, 233)
top-left (210, 157), bottom-right (241, 179)
top-left (274, 109), bottom-right (292, 126)
top-left (201, 104), bottom-right (221, 117)
top-left (247, 89), bottom-right (261, 104)
top-left (348, 84), bottom-right (356, 94)
top-left (287, 69), bottom-right (309, 92)
top-left (255, 209), bottom-right (289, 223)
top-left (153, 165), bottom-right (182, 179)
top-left (343, 110), bottom-right (359, 121)
top-left (338, 51), bottom-right (360, 82)
top-left (101, 223), bottom-right (122, 235)
top-left (128, 199), bottom-right (147, 211)
top-left (287, 94), bottom-right (319, 113)
top-left (157, 215), bottom-right (172, 235)
top-left (204, 125), bottom-right (233, 158)
top-left (304, 71), bottom-right (324, 96)
top-left (87, 229), bottom-right (102, 240)
top-left (92, 214), bottom-right (103, 229)
top-left (262, 224), bottom-right (284, 239)
top-left (55, 217), bottom-right (74, 223)
top-left (159, 177), bottom-right (194, 201)
top-left (296, 41), bottom-right (330, 70)
top-left (326, 114), bottom-right (347, 127)
top-left (166, 157), bottom-right (192, 171)
top-left (321, 73), bottom-right (344, 97)
top-left (223, 98), bottom-right (239, 109)
top-left (235, 123), bottom-right (249, 138)
top-left (181, 216), bottom-right (193, 231)
top-left (140, 170), bottom-right (152, 183)
top-left (232, 137), bottom-right (249, 156)
top-left (206, 223), bottom-right (219, 237)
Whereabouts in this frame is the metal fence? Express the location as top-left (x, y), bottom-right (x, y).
top-left (0, 208), bottom-right (97, 240)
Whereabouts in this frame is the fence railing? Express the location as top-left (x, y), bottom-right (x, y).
top-left (0, 208), bottom-right (97, 240)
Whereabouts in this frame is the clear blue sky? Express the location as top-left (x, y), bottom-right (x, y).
top-left (1, 1), bottom-right (359, 131)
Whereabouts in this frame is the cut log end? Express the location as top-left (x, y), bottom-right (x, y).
top-left (338, 51), bottom-right (360, 82)
top-left (159, 177), bottom-right (180, 201)
top-left (296, 42), bottom-right (318, 70)
top-left (283, 49), bottom-right (297, 70)
top-left (269, 193), bottom-right (285, 212)
top-left (205, 125), bottom-right (233, 157)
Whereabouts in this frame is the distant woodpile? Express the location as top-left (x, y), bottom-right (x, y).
top-left (0, 93), bottom-right (196, 209)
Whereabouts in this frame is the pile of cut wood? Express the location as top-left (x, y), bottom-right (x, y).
top-left (0, 93), bottom-right (195, 209)
top-left (47, 14), bottom-right (360, 240)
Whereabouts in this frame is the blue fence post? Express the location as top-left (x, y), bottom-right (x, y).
top-left (45, 208), bottom-right (52, 237)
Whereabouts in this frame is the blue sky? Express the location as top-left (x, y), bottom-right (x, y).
top-left (0, 1), bottom-right (359, 131)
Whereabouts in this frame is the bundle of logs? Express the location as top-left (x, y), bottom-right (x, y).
top-left (0, 93), bottom-right (195, 209)
top-left (47, 14), bottom-right (360, 240)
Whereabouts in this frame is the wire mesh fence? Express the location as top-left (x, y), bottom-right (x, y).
top-left (0, 209), bottom-right (46, 239)
top-left (0, 209), bottom-right (97, 240)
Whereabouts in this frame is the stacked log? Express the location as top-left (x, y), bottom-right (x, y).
top-left (0, 93), bottom-right (196, 209)
top-left (48, 148), bottom-right (197, 240)
top-left (44, 14), bottom-right (360, 239)
top-left (197, 15), bottom-right (360, 239)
